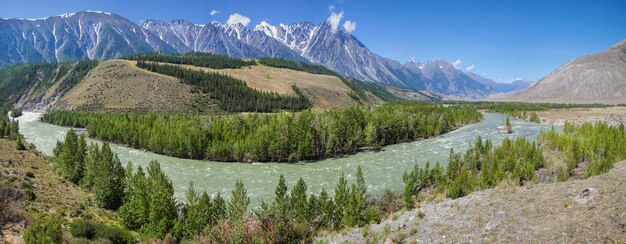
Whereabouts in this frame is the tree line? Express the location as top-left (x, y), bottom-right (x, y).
top-left (136, 61), bottom-right (311, 112)
top-left (42, 103), bottom-right (483, 162)
top-left (445, 101), bottom-right (615, 123)
top-left (257, 57), bottom-right (338, 76)
top-left (127, 52), bottom-right (256, 69)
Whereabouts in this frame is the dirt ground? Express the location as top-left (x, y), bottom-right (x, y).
top-left (536, 106), bottom-right (626, 126)
top-left (318, 160), bottom-right (626, 243)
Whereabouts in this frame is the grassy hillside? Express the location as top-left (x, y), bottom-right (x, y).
top-left (163, 61), bottom-right (369, 110)
top-left (55, 60), bottom-right (217, 113)
top-left (55, 57), bottom-right (386, 112)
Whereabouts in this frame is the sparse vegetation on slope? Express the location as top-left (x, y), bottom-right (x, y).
top-left (55, 60), bottom-right (215, 113)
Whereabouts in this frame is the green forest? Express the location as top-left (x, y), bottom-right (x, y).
top-left (136, 61), bottom-right (311, 112)
top-left (42, 103), bottom-right (482, 162)
top-left (127, 52), bottom-right (256, 69)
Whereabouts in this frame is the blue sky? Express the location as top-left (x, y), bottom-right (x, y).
top-left (1, 0), bottom-right (625, 82)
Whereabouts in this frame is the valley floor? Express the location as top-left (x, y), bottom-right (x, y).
top-left (318, 160), bottom-right (626, 243)
top-left (536, 106), bottom-right (626, 126)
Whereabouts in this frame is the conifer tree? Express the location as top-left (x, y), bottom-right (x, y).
top-left (228, 180), bottom-right (250, 221)
top-left (290, 177), bottom-right (308, 223)
top-left (118, 166), bottom-right (150, 230)
top-left (15, 136), bottom-right (26, 150)
top-left (143, 160), bottom-right (177, 238)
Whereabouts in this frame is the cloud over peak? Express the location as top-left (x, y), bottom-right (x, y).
top-left (327, 11), bottom-right (344, 33)
top-left (210, 10), bottom-right (219, 16)
top-left (452, 59), bottom-right (462, 69)
top-left (227, 13), bottom-right (251, 26)
top-left (466, 65), bottom-right (475, 71)
top-left (343, 20), bottom-right (356, 34)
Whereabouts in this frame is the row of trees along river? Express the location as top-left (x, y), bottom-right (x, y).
top-left (41, 103), bottom-right (482, 162)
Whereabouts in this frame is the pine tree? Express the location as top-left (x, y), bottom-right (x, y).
top-left (333, 173), bottom-right (348, 227)
top-left (15, 136), bottom-right (26, 150)
top-left (118, 166), bottom-right (150, 230)
top-left (274, 175), bottom-right (289, 218)
top-left (504, 116), bottom-right (513, 134)
top-left (228, 180), bottom-right (250, 221)
top-left (142, 160), bottom-right (177, 239)
top-left (90, 142), bottom-right (125, 210)
top-left (290, 177), bottom-right (308, 223)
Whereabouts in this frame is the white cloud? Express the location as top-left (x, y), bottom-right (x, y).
top-left (328, 4), bottom-right (335, 12)
top-left (408, 56), bottom-right (416, 63)
top-left (327, 11), bottom-right (344, 33)
top-left (210, 10), bottom-right (219, 16)
top-left (465, 65), bottom-right (475, 71)
top-left (343, 20), bottom-right (356, 34)
top-left (226, 13), bottom-right (251, 26)
top-left (452, 59), bottom-right (462, 69)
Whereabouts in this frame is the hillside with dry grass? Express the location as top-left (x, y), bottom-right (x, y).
top-left (161, 62), bottom-right (380, 110)
top-left (53, 59), bottom-right (386, 113)
top-left (54, 60), bottom-right (216, 113)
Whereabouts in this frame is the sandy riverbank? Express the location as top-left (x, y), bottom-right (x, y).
top-left (536, 107), bottom-right (626, 126)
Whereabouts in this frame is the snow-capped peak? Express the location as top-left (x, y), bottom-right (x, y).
top-left (253, 21), bottom-right (278, 38)
top-left (58, 13), bottom-right (76, 18)
top-left (83, 10), bottom-right (112, 15)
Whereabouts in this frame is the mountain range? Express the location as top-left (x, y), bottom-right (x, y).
top-left (495, 39), bottom-right (626, 104)
top-left (0, 10), bottom-right (529, 98)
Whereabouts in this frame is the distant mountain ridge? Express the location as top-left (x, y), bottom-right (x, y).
top-left (496, 39), bottom-right (626, 104)
top-left (0, 10), bottom-right (530, 98)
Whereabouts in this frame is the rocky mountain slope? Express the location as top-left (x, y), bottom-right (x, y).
top-left (320, 160), bottom-right (626, 243)
top-left (497, 39), bottom-right (626, 104)
top-left (0, 60), bottom-right (98, 111)
top-left (0, 11), bottom-right (529, 98)
top-left (0, 11), bottom-right (175, 67)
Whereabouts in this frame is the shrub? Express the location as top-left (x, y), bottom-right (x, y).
top-left (70, 218), bottom-right (134, 244)
top-left (23, 215), bottom-right (64, 244)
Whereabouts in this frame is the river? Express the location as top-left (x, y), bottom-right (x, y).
top-left (17, 112), bottom-right (557, 205)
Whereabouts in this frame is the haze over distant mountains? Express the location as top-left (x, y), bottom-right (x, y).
top-left (497, 39), bottom-right (626, 104)
top-left (0, 10), bottom-right (529, 98)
